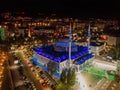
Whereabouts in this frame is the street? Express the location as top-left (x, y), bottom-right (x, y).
top-left (8, 52), bottom-right (27, 90)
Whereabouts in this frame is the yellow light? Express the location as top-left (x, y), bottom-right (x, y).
top-left (39, 79), bottom-right (44, 83)
top-left (2, 56), bottom-right (6, 59)
top-left (2, 67), bottom-right (4, 70)
top-left (0, 81), bottom-right (2, 85)
top-left (0, 71), bottom-right (2, 74)
top-left (0, 63), bottom-right (3, 66)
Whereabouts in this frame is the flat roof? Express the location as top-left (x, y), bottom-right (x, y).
top-left (90, 42), bottom-right (104, 46)
top-left (74, 54), bottom-right (94, 65)
top-left (56, 41), bottom-right (76, 47)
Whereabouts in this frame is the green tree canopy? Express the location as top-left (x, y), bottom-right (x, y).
top-left (108, 44), bottom-right (120, 60)
top-left (56, 68), bottom-right (76, 90)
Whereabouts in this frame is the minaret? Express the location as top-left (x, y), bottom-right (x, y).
top-left (88, 24), bottom-right (91, 53)
top-left (69, 23), bottom-right (72, 68)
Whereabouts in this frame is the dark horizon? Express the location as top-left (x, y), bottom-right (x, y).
top-left (0, 0), bottom-right (120, 19)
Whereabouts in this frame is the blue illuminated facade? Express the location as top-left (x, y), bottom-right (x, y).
top-left (32, 24), bottom-right (94, 79)
top-left (73, 54), bottom-right (94, 65)
top-left (32, 41), bottom-right (94, 78)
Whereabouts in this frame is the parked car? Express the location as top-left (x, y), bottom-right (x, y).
top-left (41, 82), bottom-right (47, 87)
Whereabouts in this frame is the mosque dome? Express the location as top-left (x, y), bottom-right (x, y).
top-left (53, 38), bottom-right (78, 52)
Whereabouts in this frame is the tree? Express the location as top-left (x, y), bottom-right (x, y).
top-left (117, 61), bottom-right (120, 73)
top-left (67, 68), bottom-right (76, 86)
top-left (108, 44), bottom-right (120, 60)
top-left (56, 81), bottom-right (67, 90)
top-left (56, 68), bottom-right (76, 90)
top-left (60, 69), bottom-right (67, 84)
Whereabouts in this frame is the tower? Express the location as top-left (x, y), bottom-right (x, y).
top-left (88, 24), bottom-right (91, 53)
top-left (68, 23), bottom-right (72, 68)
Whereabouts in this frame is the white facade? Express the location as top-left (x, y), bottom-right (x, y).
top-left (90, 44), bottom-right (105, 55)
top-left (34, 51), bottom-right (93, 74)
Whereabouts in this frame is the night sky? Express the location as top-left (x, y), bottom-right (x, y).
top-left (0, 0), bottom-right (120, 18)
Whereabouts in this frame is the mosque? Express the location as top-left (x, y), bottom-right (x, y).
top-left (32, 24), bottom-right (94, 78)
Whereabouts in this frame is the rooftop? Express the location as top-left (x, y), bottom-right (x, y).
top-left (90, 42), bottom-right (104, 47)
top-left (74, 54), bottom-right (94, 65)
top-left (56, 40), bottom-right (76, 47)
top-left (34, 45), bottom-right (89, 63)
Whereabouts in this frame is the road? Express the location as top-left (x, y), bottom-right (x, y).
top-left (11, 48), bottom-right (54, 90)
top-left (16, 51), bottom-right (43, 90)
top-left (8, 52), bottom-right (27, 90)
top-left (17, 50), bottom-right (52, 90)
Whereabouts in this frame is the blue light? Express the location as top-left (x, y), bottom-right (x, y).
top-left (88, 31), bottom-right (91, 37)
top-left (75, 54), bottom-right (79, 57)
top-left (49, 56), bottom-right (54, 60)
top-left (38, 52), bottom-right (42, 55)
top-left (60, 55), bottom-right (67, 60)
top-left (53, 58), bottom-right (58, 62)
top-left (41, 52), bottom-right (45, 56)
top-left (71, 55), bottom-right (75, 59)
top-left (34, 45), bottom-right (91, 63)
top-left (32, 58), bottom-right (48, 71)
top-left (78, 53), bottom-right (82, 56)
top-left (46, 54), bottom-right (49, 58)
top-left (75, 54), bottom-right (94, 65)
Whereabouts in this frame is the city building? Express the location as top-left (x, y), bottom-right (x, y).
top-left (32, 24), bottom-right (94, 78)
top-left (107, 36), bottom-right (120, 46)
top-left (32, 39), bottom-right (94, 78)
top-left (90, 42), bottom-right (105, 55)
